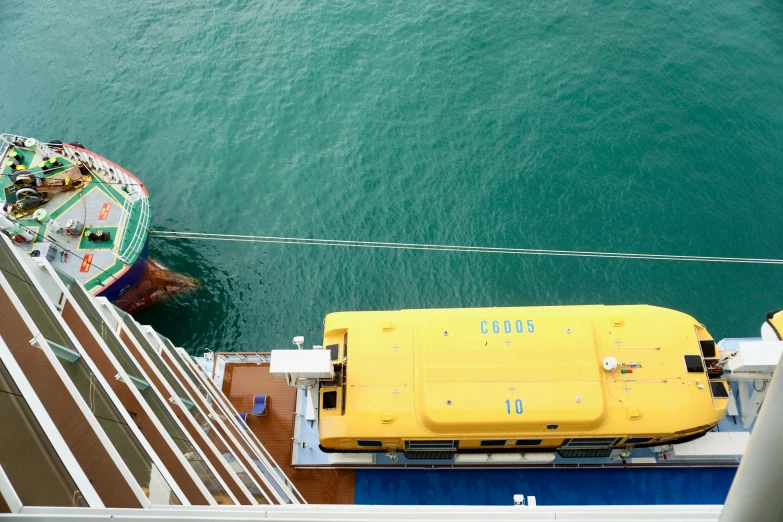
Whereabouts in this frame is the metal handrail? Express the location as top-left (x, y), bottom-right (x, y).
top-left (0, 141), bottom-right (9, 166)
top-left (117, 196), bottom-right (150, 265)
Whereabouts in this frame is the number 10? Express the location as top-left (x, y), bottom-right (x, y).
top-left (505, 399), bottom-right (523, 414)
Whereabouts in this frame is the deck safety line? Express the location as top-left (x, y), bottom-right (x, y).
top-left (148, 230), bottom-right (783, 265)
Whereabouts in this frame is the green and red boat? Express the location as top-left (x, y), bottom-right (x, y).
top-left (0, 134), bottom-right (196, 312)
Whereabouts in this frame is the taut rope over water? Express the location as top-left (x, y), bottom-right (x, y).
top-left (148, 230), bottom-right (783, 265)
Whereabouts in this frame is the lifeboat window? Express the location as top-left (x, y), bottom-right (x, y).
top-left (684, 355), bottom-right (705, 373)
top-left (480, 440), bottom-right (506, 447)
top-left (357, 440), bottom-right (383, 447)
top-left (322, 390), bottom-right (337, 410)
top-left (710, 381), bottom-right (729, 399)
top-left (624, 437), bottom-right (653, 444)
top-left (326, 344), bottom-right (339, 361)
top-left (700, 340), bottom-right (716, 358)
top-left (515, 439), bottom-right (542, 446)
top-left (343, 333), bottom-right (348, 359)
top-left (546, 424), bottom-right (559, 430)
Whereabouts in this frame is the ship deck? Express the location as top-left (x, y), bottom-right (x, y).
top-left (219, 358), bottom-right (355, 504)
top-left (0, 136), bottom-right (149, 294)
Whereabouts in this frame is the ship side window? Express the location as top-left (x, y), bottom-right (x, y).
top-left (326, 344), bottom-right (339, 361)
top-left (684, 355), bottom-right (705, 373)
top-left (710, 381), bottom-right (729, 399)
top-left (515, 439), bottom-right (542, 446)
top-left (480, 440), bottom-right (506, 447)
top-left (357, 440), bottom-right (383, 447)
top-left (699, 340), bottom-right (716, 358)
top-left (322, 390), bottom-right (337, 410)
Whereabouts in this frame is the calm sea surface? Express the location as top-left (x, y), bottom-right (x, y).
top-left (3, 0), bottom-right (783, 353)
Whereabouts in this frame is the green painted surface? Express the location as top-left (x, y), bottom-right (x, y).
top-left (0, 151), bottom-right (73, 192)
top-left (117, 198), bottom-right (148, 262)
top-left (46, 183), bottom-right (101, 221)
top-left (83, 257), bottom-right (126, 292)
top-left (2, 0), bottom-right (782, 354)
top-left (34, 157), bottom-right (74, 179)
top-left (1, 147), bottom-right (36, 192)
top-left (78, 227), bottom-right (117, 250)
top-left (90, 172), bottom-right (129, 206)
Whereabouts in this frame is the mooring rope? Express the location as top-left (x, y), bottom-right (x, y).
top-left (147, 230), bottom-right (783, 265)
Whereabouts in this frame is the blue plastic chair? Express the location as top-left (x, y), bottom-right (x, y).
top-left (249, 395), bottom-right (269, 416)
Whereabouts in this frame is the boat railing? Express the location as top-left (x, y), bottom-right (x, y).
top-left (0, 141), bottom-right (9, 165)
top-left (117, 195), bottom-right (150, 265)
top-left (35, 142), bottom-right (58, 160)
top-left (0, 133), bottom-right (17, 148)
top-left (60, 144), bottom-right (145, 201)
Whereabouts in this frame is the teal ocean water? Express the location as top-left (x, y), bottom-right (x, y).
top-left (3, 0), bottom-right (783, 352)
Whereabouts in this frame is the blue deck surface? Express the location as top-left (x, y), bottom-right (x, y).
top-left (355, 468), bottom-right (736, 505)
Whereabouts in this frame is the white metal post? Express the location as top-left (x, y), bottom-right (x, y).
top-left (720, 350), bottom-right (783, 521)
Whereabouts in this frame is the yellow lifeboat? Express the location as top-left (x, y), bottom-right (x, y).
top-left (317, 305), bottom-right (728, 459)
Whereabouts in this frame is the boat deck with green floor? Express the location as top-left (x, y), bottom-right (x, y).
top-left (1, 135), bottom-right (149, 294)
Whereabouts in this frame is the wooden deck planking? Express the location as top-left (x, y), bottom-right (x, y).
top-left (222, 362), bottom-right (355, 505)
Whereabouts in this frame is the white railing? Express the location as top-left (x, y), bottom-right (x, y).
top-left (36, 142), bottom-right (57, 161)
top-left (0, 133), bottom-right (19, 148)
top-left (118, 196), bottom-right (150, 265)
top-left (0, 142), bottom-right (9, 166)
top-left (59, 143), bottom-right (145, 200)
